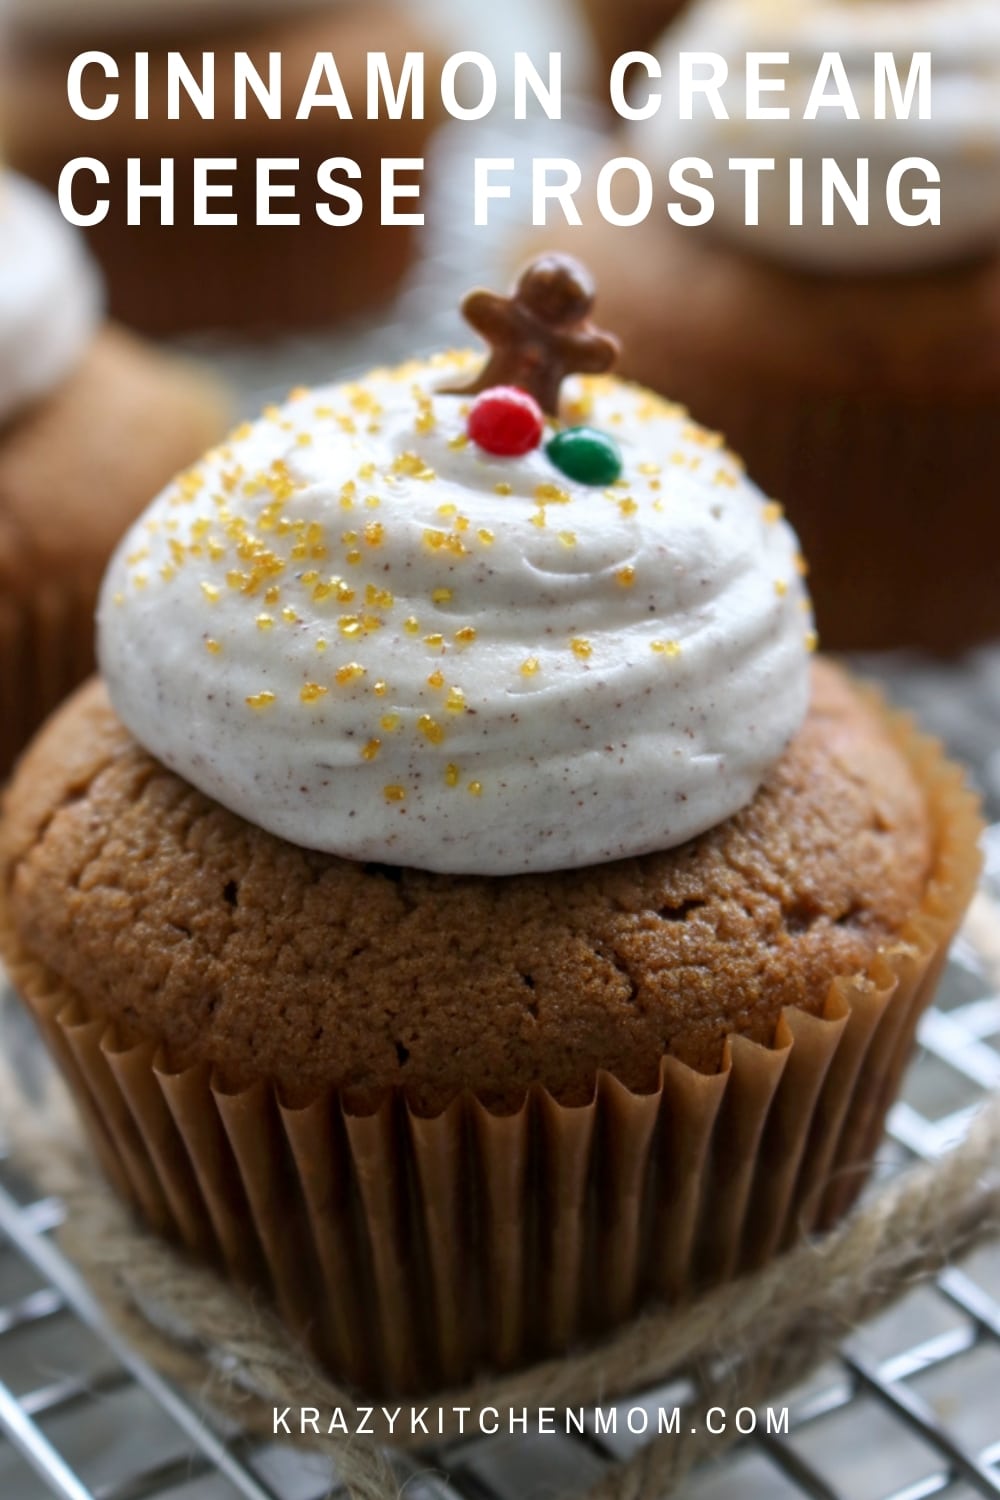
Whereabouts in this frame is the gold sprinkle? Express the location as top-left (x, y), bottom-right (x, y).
top-left (455, 626), bottom-right (477, 645)
top-left (618, 498), bottom-right (638, 517)
top-left (373, 679), bottom-right (388, 696)
top-left (774, 579), bottom-right (789, 598)
top-left (651, 639), bottom-right (682, 658)
top-left (380, 713), bottom-right (401, 732)
top-left (418, 715), bottom-right (444, 745)
top-left (795, 555), bottom-right (809, 577)
top-left (335, 663), bottom-right (366, 685)
top-left (570, 637), bottom-right (592, 660)
top-left (494, 482), bottom-right (512, 497)
top-left (559, 530), bottom-right (577, 547)
top-left (383, 784), bottom-right (406, 803)
top-left (316, 638), bottom-right (328, 653)
top-left (363, 520), bottom-right (385, 547)
top-left (427, 669), bottom-right (445, 689)
top-left (467, 781), bottom-right (483, 797)
top-left (638, 461), bottom-right (661, 476)
top-left (449, 433), bottom-right (469, 450)
top-left (445, 687), bottom-right (466, 713)
top-left (345, 548), bottom-right (362, 566)
top-left (423, 633), bottom-right (444, 648)
top-left (520, 657), bottom-right (540, 677)
top-left (393, 451), bottom-right (436, 481)
top-left (805, 629), bottom-right (819, 653)
top-left (300, 682), bottom-right (328, 704)
top-left (361, 739), bottom-right (382, 761)
top-left (205, 638), bottom-right (222, 655)
top-left (616, 566), bottom-right (636, 589)
top-left (200, 582), bottom-right (220, 603)
top-left (535, 482), bottom-right (570, 505)
top-left (477, 528), bottom-right (495, 546)
top-left (246, 691), bottom-right (276, 710)
top-left (437, 503), bottom-right (458, 518)
top-left (432, 588), bottom-right (453, 605)
top-left (256, 613), bottom-right (274, 631)
top-left (282, 607), bottom-right (298, 623)
top-left (404, 616), bottom-right (421, 635)
top-left (445, 763), bottom-right (460, 787)
top-left (763, 501), bottom-right (784, 525)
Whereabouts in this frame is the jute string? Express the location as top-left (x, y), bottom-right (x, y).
top-left (2, 1060), bottom-right (999, 1500)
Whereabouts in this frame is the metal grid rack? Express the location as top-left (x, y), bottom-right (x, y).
top-left (0, 819), bottom-right (998, 1500)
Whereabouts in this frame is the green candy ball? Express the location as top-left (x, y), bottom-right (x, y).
top-left (546, 426), bottom-right (623, 487)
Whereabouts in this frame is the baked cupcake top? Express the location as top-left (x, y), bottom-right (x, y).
top-left (98, 257), bottom-right (814, 876)
top-left (0, 173), bottom-right (101, 426)
top-left (638, 0), bottom-right (1000, 270)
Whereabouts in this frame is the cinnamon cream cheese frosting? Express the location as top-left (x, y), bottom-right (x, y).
top-left (97, 354), bottom-right (814, 875)
top-left (641, 0), bottom-right (1000, 269)
top-left (0, 173), bottom-right (101, 426)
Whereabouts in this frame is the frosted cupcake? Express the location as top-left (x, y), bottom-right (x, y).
top-left (0, 257), bottom-right (980, 1395)
top-left (539, 0), bottom-right (1000, 649)
top-left (0, 169), bottom-right (227, 776)
top-left (1, 0), bottom-right (445, 334)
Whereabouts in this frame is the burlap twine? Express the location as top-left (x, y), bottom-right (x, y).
top-left (1, 1046), bottom-right (998, 1500)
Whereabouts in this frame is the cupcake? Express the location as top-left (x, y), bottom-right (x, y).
top-left (536, 0), bottom-right (1000, 650)
top-left (0, 168), bottom-right (227, 777)
top-left (578, 0), bottom-right (689, 91)
top-left (0, 256), bottom-right (981, 1396)
top-left (1, 0), bottom-right (445, 335)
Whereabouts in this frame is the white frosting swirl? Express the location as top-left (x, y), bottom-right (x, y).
top-left (0, 174), bottom-right (102, 426)
top-left (98, 356), bottom-right (814, 875)
top-left (638, 0), bottom-right (1000, 270)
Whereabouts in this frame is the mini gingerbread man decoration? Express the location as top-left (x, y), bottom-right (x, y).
top-left (443, 253), bottom-right (620, 417)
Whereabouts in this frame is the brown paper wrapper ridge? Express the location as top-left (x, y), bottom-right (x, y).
top-left (2, 702), bottom-right (983, 1397)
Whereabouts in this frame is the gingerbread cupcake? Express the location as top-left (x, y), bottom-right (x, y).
top-left (0, 168), bottom-right (227, 776)
top-left (1, 0), bottom-right (446, 335)
top-left (0, 257), bottom-right (981, 1396)
top-left (539, 0), bottom-right (1000, 650)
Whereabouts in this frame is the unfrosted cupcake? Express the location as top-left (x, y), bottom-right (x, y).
top-left (541, 0), bottom-right (1000, 649)
top-left (0, 258), bottom-right (981, 1395)
top-left (1, 0), bottom-right (445, 335)
top-left (0, 169), bottom-right (227, 776)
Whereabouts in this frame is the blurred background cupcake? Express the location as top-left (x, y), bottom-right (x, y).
top-left (0, 0), bottom-right (448, 335)
top-left (536, 0), bottom-right (1000, 652)
top-left (576, 0), bottom-right (688, 91)
top-left (0, 166), bottom-right (227, 776)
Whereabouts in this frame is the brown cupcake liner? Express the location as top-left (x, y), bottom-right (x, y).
top-left (0, 580), bottom-right (100, 782)
top-left (2, 699), bottom-right (982, 1397)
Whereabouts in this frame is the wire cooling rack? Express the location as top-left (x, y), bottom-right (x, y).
top-left (0, 817), bottom-right (998, 1500)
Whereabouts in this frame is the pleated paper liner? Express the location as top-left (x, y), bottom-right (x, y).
top-left (0, 580), bottom-right (99, 782)
top-left (0, 701), bottom-right (982, 1398)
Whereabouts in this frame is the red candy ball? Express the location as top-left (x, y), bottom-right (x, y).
top-left (467, 386), bottom-right (544, 457)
